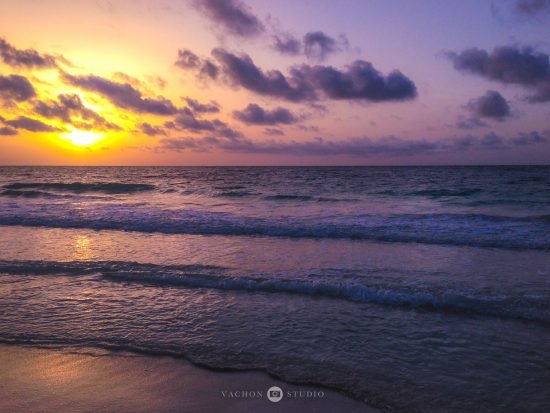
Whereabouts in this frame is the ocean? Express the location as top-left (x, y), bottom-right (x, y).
top-left (0, 166), bottom-right (549, 412)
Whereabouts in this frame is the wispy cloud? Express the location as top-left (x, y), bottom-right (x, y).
top-left (159, 131), bottom-right (549, 157)
top-left (63, 73), bottom-right (178, 115)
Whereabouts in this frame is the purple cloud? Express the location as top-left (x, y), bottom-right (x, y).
top-left (64, 73), bottom-right (178, 115)
top-left (140, 122), bottom-right (166, 137)
top-left (304, 32), bottom-right (348, 61)
top-left (34, 94), bottom-right (121, 130)
top-left (0, 75), bottom-right (36, 101)
top-left (159, 131), bottom-right (549, 156)
top-left (0, 38), bottom-right (56, 68)
top-left (4, 116), bottom-right (62, 132)
top-left (183, 97), bottom-right (220, 114)
top-left (194, 0), bottom-right (264, 37)
top-left (446, 45), bottom-right (550, 103)
top-left (465, 90), bottom-right (512, 121)
top-left (233, 103), bottom-right (297, 125)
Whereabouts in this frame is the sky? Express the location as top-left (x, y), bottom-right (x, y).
top-left (0, 0), bottom-right (549, 165)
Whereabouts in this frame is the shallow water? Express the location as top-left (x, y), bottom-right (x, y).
top-left (0, 166), bottom-right (549, 412)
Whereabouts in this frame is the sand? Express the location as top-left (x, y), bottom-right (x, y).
top-left (0, 344), bottom-right (379, 413)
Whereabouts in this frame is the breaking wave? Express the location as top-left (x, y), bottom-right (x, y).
top-left (0, 260), bottom-right (547, 323)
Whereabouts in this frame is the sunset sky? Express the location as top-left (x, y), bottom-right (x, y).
top-left (0, 0), bottom-right (549, 165)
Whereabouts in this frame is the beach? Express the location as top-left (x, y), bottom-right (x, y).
top-left (0, 344), bottom-right (378, 413)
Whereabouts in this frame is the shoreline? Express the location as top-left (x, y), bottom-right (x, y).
top-left (0, 343), bottom-right (380, 413)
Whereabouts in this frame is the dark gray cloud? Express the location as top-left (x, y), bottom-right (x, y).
top-left (233, 103), bottom-right (297, 125)
top-left (0, 75), bottom-right (36, 101)
top-left (0, 126), bottom-right (17, 136)
top-left (304, 32), bottom-right (348, 61)
top-left (466, 90), bottom-right (512, 121)
top-left (272, 34), bottom-right (301, 56)
top-left (445, 45), bottom-right (550, 102)
top-left (515, 0), bottom-right (550, 14)
top-left (63, 73), bottom-right (178, 115)
top-left (140, 122), bottom-right (166, 136)
top-left (301, 60), bottom-right (417, 101)
top-left (183, 97), bottom-right (220, 113)
top-left (194, 0), bottom-right (264, 37)
top-left (4, 116), bottom-right (62, 132)
top-left (211, 48), bottom-right (316, 101)
top-left (159, 130), bottom-right (548, 156)
top-left (34, 93), bottom-right (121, 130)
top-left (0, 38), bottom-right (56, 69)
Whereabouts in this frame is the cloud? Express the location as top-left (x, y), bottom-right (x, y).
top-left (272, 34), bottom-right (301, 56)
top-left (0, 74), bottom-right (36, 101)
top-left (175, 49), bottom-right (219, 80)
top-left (159, 130), bottom-right (549, 156)
top-left (63, 73), bottom-right (178, 115)
top-left (510, 130), bottom-right (549, 145)
top-left (465, 90), bottom-right (512, 121)
top-left (264, 127), bottom-right (285, 136)
top-left (175, 49), bottom-right (201, 69)
top-left (34, 93), bottom-right (121, 130)
top-left (173, 107), bottom-right (242, 138)
top-left (455, 115), bottom-right (487, 130)
top-left (183, 97), bottom-right (220, 113)
top-left (211, 48), bottom-right (316, 101)
top-left (140, 122), bottom-right (166, 136)
top-left (0, 38), bottom-right (56, 68)
top-left (445, 45), bottom-right (550, 102)
top-left (194, 0), bottom-right (264, 37)
top-left (178, 48), bottom-right (418, 103)
top-left (515, 0), bottom-right (550, 14)
top-left (304, 32), bottom-right (348, 61)
top-left (301, 60), bottom-right (417, 101)
top-left (4, 116), bottom-right (62, 132)
top-left (233, 103), bottom-right (297, 125)
top-left (0, 126), bottom-right (17, 136)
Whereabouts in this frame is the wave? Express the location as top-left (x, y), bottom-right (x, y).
top-left (264, 194), bottom-right (358, 202)
top-left (0, 210), bottom-right (548, 250)
top-left (0, 260), bottom-right (548, 323)
top-left (408, 188), bottom-right (482, 197)
top-left (0, 189), bottom-right (65, 198)
top-left (215, 191), bottom-right (257, 198)
top-left (264, 194), bottom-right (315, 201)
top-left (3, 182), bottom-right (155, 194)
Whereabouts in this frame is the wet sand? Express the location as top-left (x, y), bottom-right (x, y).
top-left (0, 344), bottom-right (380, 413)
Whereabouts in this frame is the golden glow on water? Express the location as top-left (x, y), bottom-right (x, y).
top-left (62, 129), bottom-right (103, 147)
top-left (71, 234), bottom-right (95, 261)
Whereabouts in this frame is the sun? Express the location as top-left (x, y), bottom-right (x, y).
top-left (62, 129), bottom-right (103, 147)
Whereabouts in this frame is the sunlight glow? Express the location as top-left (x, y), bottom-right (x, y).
top-left (62, 129), bottom-right (103, 147)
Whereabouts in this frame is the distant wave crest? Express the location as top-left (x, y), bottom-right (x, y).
top-left (3, 182), bottom-right (155, 194)
top-left (0, 210), bottom-right (548, 250)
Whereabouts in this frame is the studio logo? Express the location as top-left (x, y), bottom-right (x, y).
top-left (267, 386), bottom-right (283, 403)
